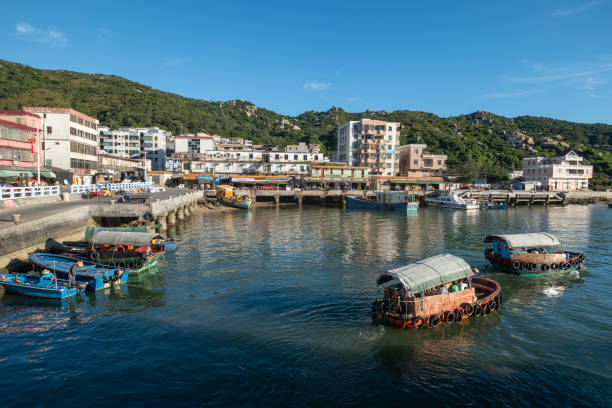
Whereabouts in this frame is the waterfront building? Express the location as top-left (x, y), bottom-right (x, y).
top-left (303, 164), bottom-right (370, 189)
top-left (96, 154), bottom-right (142, 183)
top-left (0, 110), bottom-right (43, 171)
top-left (398, 144), bottom-right (447, 177)
top-left (336, 119), bottom-right (400, 176)
top-left (0, 117), bottom-right (42, 170)
top-left (522, 150), bottom-right (593, 191)
top-left (24, 107), bottom-right (99, 183)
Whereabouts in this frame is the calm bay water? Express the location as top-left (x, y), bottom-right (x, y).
top-left (1, 205), bottom-right (610, 407)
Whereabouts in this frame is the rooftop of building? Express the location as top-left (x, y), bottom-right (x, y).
top-left (0, 118), bottom-right (38, 132)
top-left (0, 110), bottom-right (41, 119)
top-left (23, 107), bottom-right (98, 123)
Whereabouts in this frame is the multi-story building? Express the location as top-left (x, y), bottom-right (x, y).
top-left (24, 107), bottom-right (99, 181)
top-left (337, 119), bottom-right (400, 176)
top-left (398, 144), bottom-right (447, 177)
top-left (522, 150), bottom-right (593, 191)
top-left (0, 110), bottom-right (43, 171)
top-left (0, 117), bottom-right (41, 170)
top-left (174, 134), bottom-right (216, 155)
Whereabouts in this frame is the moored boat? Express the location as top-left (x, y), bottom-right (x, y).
top-left (372, 254), bottom-right (502, 329)
top-left (216, 185), bottom-right (252, 209)
top-left (86, 231), bottom-right (166, 272)
top-left (484, 233), bottom-right (585, 275)
top-left (346, 191), bottom-right (418, 212)
top-left (424, 192), bottom-right (479, 209)
top-left (0, 271), bottom-right (85, 299)
top-left (29, 253), bottom-right (128, 291)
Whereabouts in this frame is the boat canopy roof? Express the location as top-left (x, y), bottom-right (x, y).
top-left (217, 185), bottom-right (234, 190)
top-left (376, 254), bottom-right (474, 293)
top-left (91, 231), bottom-right (165, 247)
top-left (484, 233), bottom-right (561, 248)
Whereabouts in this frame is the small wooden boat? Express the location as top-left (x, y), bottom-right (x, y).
top-left (346, 191), bottom-right (418, 212)
top-left (86, 232), bottom-right (166, 272)
top-left (29, 253), bottom-right (128, 291)
top-left (216, 185), bottom-right (252, 209)
top-left (372, 254), bottom-right (502, 329)
top-left (46, 232), bottom-right (166, 273)
top-left (84, 225), bottom-right (161, 240)
top-left (0, 271), bottom-right (85, 299)
top-left (484, 233), bottom-right (585, 275)
top-left (480, 201), bottom-right (506, 210)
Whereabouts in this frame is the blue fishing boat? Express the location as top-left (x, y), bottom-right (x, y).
top-left (484, 233), bottom-right (585, 275)
top-left (346, 191), bottom-right (418, 212)
top-left (0, 272), bottom-right (85, 299)
top-left (29, 253), bottom-right (128, 291)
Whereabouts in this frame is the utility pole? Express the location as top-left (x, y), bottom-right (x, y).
top-left (36, 124), bottom-right (41, 185)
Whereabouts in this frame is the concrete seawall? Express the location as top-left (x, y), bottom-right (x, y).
top-left (0, 190), bottom-right (204, 260)
top-left (0, 205), bottom-right (91, 257)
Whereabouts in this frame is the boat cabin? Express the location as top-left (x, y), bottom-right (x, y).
top-left (375, 191), bottom-right (417, 204)
top-left (484, 233), bottom-right (566, 264)
top-left (216, 185), bottom-right (236, 199)
top-left (89, 231), bottom-right (166, 255)
top-left (376, 254), bottom-right (477, 318)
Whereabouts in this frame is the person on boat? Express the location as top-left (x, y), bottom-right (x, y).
top-left (69, 261), bottom-right (83, 288)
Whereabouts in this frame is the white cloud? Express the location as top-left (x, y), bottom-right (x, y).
top-left (16, 23), bottom-right (33, 33)
top-left (303, 81), bottom-right (330, 91)
top-left (552, 0), bottom-right (602, 17)
top-left (15, 22), bottom-right (67, 46)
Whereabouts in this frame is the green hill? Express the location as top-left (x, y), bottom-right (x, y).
top-left (0, 59), bottom-right (610, 186)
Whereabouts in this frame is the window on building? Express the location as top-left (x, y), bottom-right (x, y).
top-left (284, 154), bottom-right (288, 160)
top-left (303, 155), bottom-right (307, 160)
top-left (314, 155), bottom-right (318, 160)
top-left (438, 160), bottom-right (442, 165)
top-left (275, 154), bottom-right (279, 160)
top-left (414, 159), bottom-right (418, 165)
top-left (294, 154), bottom-right (298, 160)
top-left (414, 149), bottom-right (418, 154)
top-left (46, 126), bottom-right (52, 134)
top-left (249, 153), bottom-right (253, 159)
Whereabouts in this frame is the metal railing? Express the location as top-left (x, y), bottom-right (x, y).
top-left (69, 182), bottom-right (153, 194)
top-left (0, 186), bottom-right (61, 200)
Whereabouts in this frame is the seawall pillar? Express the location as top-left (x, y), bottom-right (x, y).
top-left (177, 206), bottom-right (185, 221)
top-left (274, 195), bottom-right (280, 206)
top-left (167, 210), bottom-right (177, 225)
top-left (157, 214), bottom-right (167, 231)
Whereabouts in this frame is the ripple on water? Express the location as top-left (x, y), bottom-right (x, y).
top-left (0, 205), bottom-right (611, 407)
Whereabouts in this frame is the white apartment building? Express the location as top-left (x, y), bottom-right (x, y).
top-left (174, 134), bottom-right (216, 153)
top-left (522, 150), bottom-right (593, 191)
top-left (24, 107), bottom-right (99, 176)
top-left (337, 119), bottom-right (400, 176)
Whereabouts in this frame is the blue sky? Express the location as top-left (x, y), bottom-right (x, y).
top-left (1, 1), bottom-right (611, 123)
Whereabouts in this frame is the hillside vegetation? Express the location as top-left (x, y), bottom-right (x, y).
top-left (1, 59), bottom-right (610, 185)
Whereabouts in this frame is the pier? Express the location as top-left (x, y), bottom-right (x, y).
top-left (0, 188), bottom-right (202, 258)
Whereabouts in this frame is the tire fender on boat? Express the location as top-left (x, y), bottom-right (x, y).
top-left (521, 262), bottom-right (529, 270)
top-left (489, 299), bottom-right (498, 311)
top-left (453, 308), bottom-right (463, 322)
top-left (473, 303), bottom-right (483, 317)
top-left (444, 310), bottom-right (456, 323)
top-left (90, 251), bottom-right (100, 260)
top-left (428, 314), bottom-right (441, 328)
top-left (461, 303), bottom-right (474, 316)
top-left (529, 263), bottom-right (537, 270)
top-left (541, 264), bottom-right (551, 272)
top-left (412, 316), bottom-right (425, 329)
top-left (482, 303), bottom-right (491, 315)
top-left (512, 260), bottom-right (521, 270)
